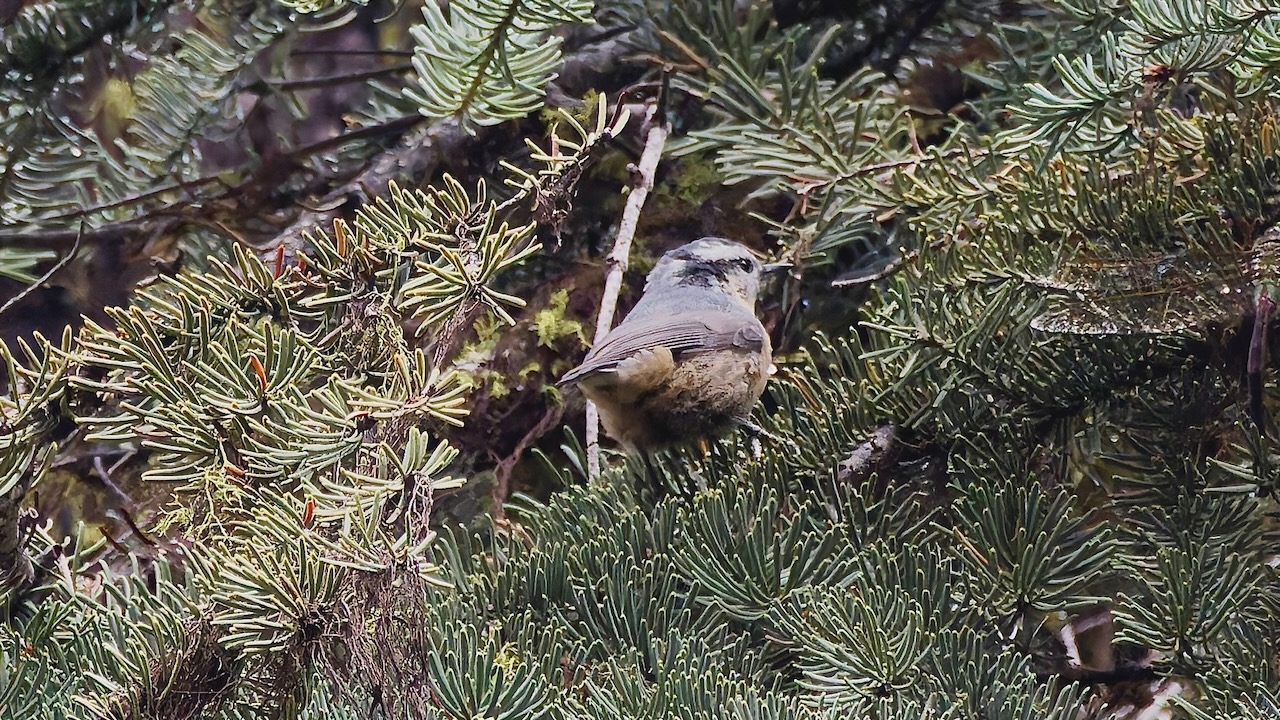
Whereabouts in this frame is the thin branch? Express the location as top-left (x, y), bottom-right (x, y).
top-left (267, 64), bottom-right (413, 92)
top-left (830, 146), bottom-right (986, 185)
top-left (585, 94), bottom-right (671, 477)
top-left (0, 226), bottom-right (83, 318)
top-left (491, 405), bottom-right (564, 520)
top-left (290, 49), bottom-right (415, 58)
top-left (284, 114), bottom-right (422, 161)
top-left (831, 249), bottom-right (917, 287)
top-left (41, 176), bottom-right (224, 222)
top-left (0, 218), bottom-right (157, 247)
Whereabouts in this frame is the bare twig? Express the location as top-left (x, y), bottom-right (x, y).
top-left (289, 49), bottom-right (415, 58)
top-left (491, 405), bottom-right (565, 520)
top-left (41, 176), bottom-right (223, 222)
top-left (830, 146), bottom-right (987, 185)
top-left (585, 88), bottom-right (672, 477)
top-left (266, 64), bottom-right (413, 92)
top-left (831, 249), bottom-right (918, 287)
top-left (831, 235), bottom-right (956, 287)
top-left (0, 217), bottom-right (155, 248)
top-left (0, 225), bottom-right (83, 318)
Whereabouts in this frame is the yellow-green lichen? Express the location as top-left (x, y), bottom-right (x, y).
top-left (665, 154), bottom-right (723, 204)
top-left (541, 89), bottom-right (604, 133)
top-left (452, 314), bottom-right (508, 392)
top-left (532, 290), bottom-right (587, 349)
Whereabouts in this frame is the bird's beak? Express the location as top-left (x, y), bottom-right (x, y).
top-left (763, 261), bottom-right (793, 274)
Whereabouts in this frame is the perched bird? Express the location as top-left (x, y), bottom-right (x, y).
top-left (560, 237), bottom-right (783, 451)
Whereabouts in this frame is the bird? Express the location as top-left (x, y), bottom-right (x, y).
top-left (559, 237), bottom-right (784, 451)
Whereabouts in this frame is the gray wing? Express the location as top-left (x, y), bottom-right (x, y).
top-left (560, 311), bottom-right (764, 384)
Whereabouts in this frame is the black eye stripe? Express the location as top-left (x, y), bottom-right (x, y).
top-left (667, 252), bottom-right (755, 272)
top-left (713, 257), bottom-right (754, 272)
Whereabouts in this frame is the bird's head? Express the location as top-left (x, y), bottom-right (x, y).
top-left (644, 237), bottom-right (779, 306)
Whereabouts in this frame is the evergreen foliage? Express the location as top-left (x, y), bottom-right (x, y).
top-left (2, 0), bottom-right (1279, 718)
top-left (1, 0), bottom-right (289, 224)
top-left (406, 0), bottom-right (595, 127)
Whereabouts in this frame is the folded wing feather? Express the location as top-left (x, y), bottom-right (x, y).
top-left (560, 311), bottom-right (764, 385)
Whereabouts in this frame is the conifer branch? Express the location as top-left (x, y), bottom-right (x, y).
top-left (273, 33), bottom-right (633, 257)
top-left (404, 0), bottom-right (594, 128)
top-left (6, 2), bottom-right (1280, 717)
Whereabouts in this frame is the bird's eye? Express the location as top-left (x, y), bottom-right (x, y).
top-left (735, 258), bottom-right (755, 272)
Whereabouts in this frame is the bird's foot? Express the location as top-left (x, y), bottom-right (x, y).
top-left (734, 418), bottom-right (790, 449)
